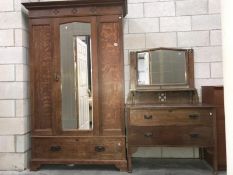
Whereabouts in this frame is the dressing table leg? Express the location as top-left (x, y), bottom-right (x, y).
top-left (127, 154), bottom-right (132, 172)
top-left (127, 148), bottom-right (133, 173)
top-left (30, 161), bottom-right (41, 171)
top-left (115, 161), bottom-right (128, 172)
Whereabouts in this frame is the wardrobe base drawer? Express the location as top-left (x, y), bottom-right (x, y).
top-left (31, 137), bottom-right (126, 160)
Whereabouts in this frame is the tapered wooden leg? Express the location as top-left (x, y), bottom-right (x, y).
top-left (213, 145), bottom-right (218, 175)
top-left (127, 154), bottom-right (132, 173)
top-left (199, 147), bottom-right (204, 159)
top-left (30, 162), bottom-right (41, 171)
top-left (127, 147), bottom-right (137, 172)
top-left (115, 161), bottom-right (128, 172)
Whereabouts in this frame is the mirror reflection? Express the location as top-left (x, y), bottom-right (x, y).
top-left (60, 22), bottom-right (93, 130)
top-left (137, 49), bottom-right (187, 86)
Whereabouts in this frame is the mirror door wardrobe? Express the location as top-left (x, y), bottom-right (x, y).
top-left (23, 0), bottom-right (128, 171)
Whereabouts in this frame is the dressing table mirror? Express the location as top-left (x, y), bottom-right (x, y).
top-left (130, 48), bottom-right (194, 91)
top-left (126, 48), bottom-right (218, 174)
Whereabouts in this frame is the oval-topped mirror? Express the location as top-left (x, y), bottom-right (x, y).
top-left (130, 48), bottom-right (194, 90)
top-left (60, 22), bottom-right (93, 130)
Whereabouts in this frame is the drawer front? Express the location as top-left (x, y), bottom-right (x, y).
top-left (128, 126), bottom-right (213, 146)
top-left (129, 108), bottom-right (213, 126)
top-left (89, 139), bottom-right (125, 160)
top-left (32, 137), bottom-right (125, 160)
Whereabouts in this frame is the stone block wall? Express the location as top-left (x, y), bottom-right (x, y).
top-left (0, 0), bottom-right (30, 170)
top-left (123, 0), bottom-right (222, 158)
top-left (0, 0), bottom-right (223, 170)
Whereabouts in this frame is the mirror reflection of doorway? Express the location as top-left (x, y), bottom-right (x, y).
top-left (60, 22), bottom-right (93, 131)
top-left (75, 37), bottom-right (92, 130)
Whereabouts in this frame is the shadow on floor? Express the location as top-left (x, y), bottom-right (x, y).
top-left (0, 158), bottom-right (226, 175)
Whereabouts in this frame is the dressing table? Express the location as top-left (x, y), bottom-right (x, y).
top-left (125, 48), bottom-right (217, 173)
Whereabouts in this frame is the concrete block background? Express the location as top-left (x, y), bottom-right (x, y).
top-left (144, 2), bottom-right (175, 17)
top-left (160, 16), bottom-right (191, 32)
top-left (176, 0), bottom-right (208, 16)
top-left (0, 0), bottom-right (223, 170)
top-left (0, 0), bottom-right (30, 171)
top-left (146, 32), bottom-right (177, 48)
top-left (177, 31), bottom-right (209, 47)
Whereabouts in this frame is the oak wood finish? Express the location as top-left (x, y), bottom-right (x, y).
top-left (23, 0), bottom-right (127, 171)
top-left (129, 108), bottom-right (213, 127)
top-left (129, 90), bottom-right (198, 105)
top-left (126, 48), bottom-right (218, 174)
top-left (129, 125), bottom-right (214, 146)
top-left (32, 137), bottom-right (125, 160)
top-left (202, 86), bottom-right (226, 170)
top-left (126, 96), bottom-right (217, 174)
top-left (30, 18), bottom-right (54, 136)
top-left (98, 15), bottom-right (125, 136)
top-left (22, 0), bottom-right (127, 16)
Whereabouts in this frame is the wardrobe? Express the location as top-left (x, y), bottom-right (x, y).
top-left (22, 0), bottom-right (128, 171)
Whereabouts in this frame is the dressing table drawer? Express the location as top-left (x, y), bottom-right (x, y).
top-left (128, 126), bottom-right (213, 146)
top-left (129, 108), bottom-right (213, 127)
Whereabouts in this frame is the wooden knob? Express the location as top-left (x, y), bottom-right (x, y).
top-left (144, 132), bottom-right (153, 138)
top-left (54, 73), bottom-right (60, 81)
top-left (95, 146), bottom-right (105, 152)
top-left (50, 145), bottom-right (61, 152)
top-left (189, 133), bottom-right (199, 138)
top-left (144, 115), bottom-right (152, 120)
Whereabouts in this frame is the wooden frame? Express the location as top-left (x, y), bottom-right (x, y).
top-left (53, 16), bottom-right (98, 136)
top-left (130, 47), bottom-right (194, 91)
top-left (22, 0), bottom-right (127, 18)
top-left (24, 0), bottom-right (128, 171)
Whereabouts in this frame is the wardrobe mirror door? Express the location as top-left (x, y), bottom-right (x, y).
top-left (60, 22), bottom-right (93, 131)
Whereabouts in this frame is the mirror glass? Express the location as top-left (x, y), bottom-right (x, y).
top-left (137, 50), bottom-right (187, 86)
top-left (60, 22), bottom-right (93, 130)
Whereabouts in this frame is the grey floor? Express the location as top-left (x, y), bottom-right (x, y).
top-left (0, 158), bottom-right (226, 175)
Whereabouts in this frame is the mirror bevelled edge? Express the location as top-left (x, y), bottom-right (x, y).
top-left (129, 48), bottom-right (194, 91)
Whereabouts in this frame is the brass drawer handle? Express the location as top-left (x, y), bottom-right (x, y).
top-left (50, 145), bottom-right (62, 152)
top-left (144, 115), bottom-right (152, 120)
top-left (54, 73), bottom-right (60, 81)
top-left (144, 132), bottom-right (153, 138)
top-left (189, 133), bottom-right (199, 138)
top-left (189, 114), bottom-right (199, 119)
top-left (95, 146), bottom-right (105, 152)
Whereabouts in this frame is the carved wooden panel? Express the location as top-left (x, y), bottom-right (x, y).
top-left (29, 6), bottom-right (123, 19)
top-left (98, 17), bottom-right (124, 135)
top-left (31, 24), bottom-right (53, 133)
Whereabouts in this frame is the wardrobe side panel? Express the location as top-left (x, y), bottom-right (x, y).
top-left (30, 19), bottom-right (54, 135)
top-left (98, 16), bottom-right (125, 136)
